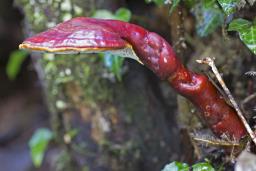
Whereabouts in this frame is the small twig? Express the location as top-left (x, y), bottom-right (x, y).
top-left (191, 133), bottom-right (242, 160)
top-left (190, 138), bottom-right (202, 159)
top-left (192, 136), bottom-right (241, 147)
top-left (205, 72), bottom-right (233, 107)
top-left (241, 92), bottom-right (256, 115)
top-left (243, 92), bottom-right (256, 104)
top-left (196, 57), bottom-right (256, 145)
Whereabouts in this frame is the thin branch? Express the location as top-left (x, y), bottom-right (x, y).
top-left (241, 92), bottom-right (256, 115)
top-left (190, 134), bottom-right (241, 146)
top-left (196, 57), bottom-right (256, 145)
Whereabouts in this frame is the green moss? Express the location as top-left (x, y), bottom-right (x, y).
top-left (16, 1), bottom-right (144, 170)
top-left (42, 54), bottom-right (113, 104)
top-left (16, 0), bottom-right (113, 143)
top-left (16, 0), bottom-right (93, 32)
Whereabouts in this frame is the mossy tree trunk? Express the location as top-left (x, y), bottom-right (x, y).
top-left (16, 0), bottom-right (181, 170)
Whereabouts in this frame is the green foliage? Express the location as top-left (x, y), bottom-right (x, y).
top-left (192, 162), bottom-right (215, 171)
top-left (217, 0), bottom-right (239, 15)
top-left (162, 161), bottom-right (215, 171)
top-left (169, 0), bottom-right (181, 14)
top-left (115, 8), bottom-right (132, 22)
top-left (189, 0), bottom-right (255, 53)
top-left (6, 50), bottom-right (28, 80)
top-left (92, 8), bottom-right (132, 81)
top-left (92, 9), bottom-right (115, 19)
top-left (29, 128), bottom-right (53, 168)
top-left (228, 18), bottom-right (251, 32)
top-left (203, 0), bottom-right (216, 8)
top-left (145, 0), bottom-right (165, 6)
top-left (162, 161), bottom-right (189, 171)
top-left (92, 8), bottom-right (131, 22)
top-left (102, 53), bottom-right (124, 81)
top-left (192, 1), bottom-right (224, 37)
top-left (184, 0), bottom-right (197, 8)
top-left (228, 19), bottom-right (256, 54)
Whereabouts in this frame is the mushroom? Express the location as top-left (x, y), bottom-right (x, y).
top-left (20, 17), bottom-right (247, 141)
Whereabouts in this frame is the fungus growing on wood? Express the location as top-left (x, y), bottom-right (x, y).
top-left (19, 17), bottom-right (247, 141)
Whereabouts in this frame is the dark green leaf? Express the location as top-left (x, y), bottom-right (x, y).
top-left (228, 19), bottom-right (256, 54)
top-left (29, 128), bottom-right (53, 168)
top-left (115, 8), bottom-right (131, 22)
top-left (217, 0), bottom-right (239, 15)
top-left (228, 18), bottom-right (251, 32)
top-left (192, 162), bottom-right (215, 171)
top-left (203, 0), bottom-right (216, 8)
top-left (184, 0), bottom-right (197, 8)
top-left (162, 161), bottom-right (189, 171)
top-left (169, 0), bottom-right (181, 14)
top-left (192, 2), bottom-right (224, 37)
top-left (92, 8), bottom-right (131, 22)
top-left (103, 53), bottom-right (124, 81)
top-left (92, 9), bottom-right (116, 19)
top-left (6, 50), bottom-right (28, 80)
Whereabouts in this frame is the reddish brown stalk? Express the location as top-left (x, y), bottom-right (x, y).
top-left (19, 17), bottom-right (247, 140)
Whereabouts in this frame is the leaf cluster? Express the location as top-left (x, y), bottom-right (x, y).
top-left (145, 0), bottom-right (256, 54)
top-left (162, 161), bottom-right (215, 171)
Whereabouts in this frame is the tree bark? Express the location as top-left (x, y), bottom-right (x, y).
top-left (16, 0), bottom-right (181, 170)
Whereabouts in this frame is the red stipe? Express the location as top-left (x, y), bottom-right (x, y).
top-left (20, 17), bottom-right (247, 140)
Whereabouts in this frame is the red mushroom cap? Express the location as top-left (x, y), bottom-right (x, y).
top-left (19, 17), bottom-right (132, 53)
top-left (19, 17), bottom-right (142, 62)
